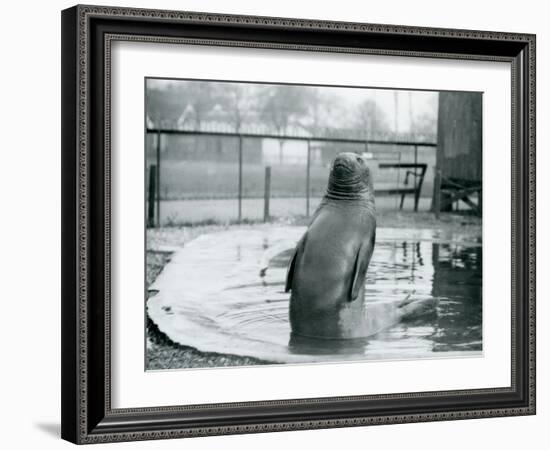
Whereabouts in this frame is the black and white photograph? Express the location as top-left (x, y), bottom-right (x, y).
top-left (144, 78), bottom-right (483, 370)
top-left (0, 0), bottom-right (543, 446)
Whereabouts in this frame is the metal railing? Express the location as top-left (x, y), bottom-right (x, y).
top-left (146, 128), bottom-right (436, 227)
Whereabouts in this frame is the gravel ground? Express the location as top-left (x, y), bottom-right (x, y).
top-left (146, 318), bottom-right (271, 370)
top-left (146, 224), bottom-right (276, 370)
top-left (145, 211), bottom-right (481, 370)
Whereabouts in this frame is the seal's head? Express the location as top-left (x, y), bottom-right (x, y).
top-left (327, 152), bottom-right (373, 200)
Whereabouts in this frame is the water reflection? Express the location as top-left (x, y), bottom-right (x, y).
top-left (289, 333), bottom-right (371, 356)
top-left (147, 227), bottom-right (482, 367)
top-left (429, 243), bottom-right (482, 352)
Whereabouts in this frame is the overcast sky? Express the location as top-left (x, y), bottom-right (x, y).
top-left (147, 78), bottom-right (439, 133)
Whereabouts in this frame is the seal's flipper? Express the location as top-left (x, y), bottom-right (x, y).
top-left (285, 234), bottom-right (306, 293)
top-left (285, 248), bottom-right (297, 293)
top-left (259, 240), bottom-right (299, 278)
top-left (350, 231), bottom-right (375, 301)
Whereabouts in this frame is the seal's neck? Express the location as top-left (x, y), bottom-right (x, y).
top-left (323, 180), bottom-right (375, 211)
top-left (319, 189), bottom-right (376, 214)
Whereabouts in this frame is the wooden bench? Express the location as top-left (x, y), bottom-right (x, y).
top-left (376, 163), bottom-right (428, 212)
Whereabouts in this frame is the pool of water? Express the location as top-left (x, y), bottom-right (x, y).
top-left (147, 226), bottom-right (482, 368)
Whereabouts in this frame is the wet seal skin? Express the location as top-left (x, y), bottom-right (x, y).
top-left (285, 152), bottom-right (376, 339)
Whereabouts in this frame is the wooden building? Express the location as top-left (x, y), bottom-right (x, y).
top-left (434, 91), bottom-right (482, 215)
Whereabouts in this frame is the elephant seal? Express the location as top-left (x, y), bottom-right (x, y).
top-left (285, 152), bottom-right (376, 339)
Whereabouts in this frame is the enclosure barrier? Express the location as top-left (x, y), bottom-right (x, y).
top-left (146, 128), bottom-right (437, 227)
top-left (264, 166), bottom-right (271, 222)
top-left (147, 164), bottom-right (157, 227)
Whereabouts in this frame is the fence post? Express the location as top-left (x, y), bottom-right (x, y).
top-left (238, 135), bottom-right (243, 222)
top-left (434, 169), bottom-right (442, 219)
top-left (413, 145), bottom-right (418, 211)
top-left (148, 165), bottom-right (157, 228)
top-left (264, 166), bottom-right (271, 223)
top-left (306, 140), bottom-right (311, 217)
top-left (156, 131), bottom-right (161, 227)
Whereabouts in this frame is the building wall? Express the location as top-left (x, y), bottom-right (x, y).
top-left (436, 92), bottom-right (482, 184)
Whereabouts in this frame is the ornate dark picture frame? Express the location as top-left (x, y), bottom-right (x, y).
top-left (61, 4), bottom-right (536, 444)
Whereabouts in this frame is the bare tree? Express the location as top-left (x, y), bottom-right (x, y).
top-left (181, 81), bottom-right (220, 129)
top-left (258, 85), bottom-right (310, 163)
top-left (354, 99), bottom-right (390, 139)
top-left (216, 84), bottom-right (258, 132)
top-left (413, 93), bottom-right (438, 139)
top-left (146, 81), bottom-right (186, 128)
top-left (145, 80), bottom-right (221, 129)
top-left (298, 88), bottom-right (343, 134)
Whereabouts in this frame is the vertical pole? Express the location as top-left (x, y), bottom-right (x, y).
top-left (306, 140), bottom-right (311, 217)
top-left (264, 166), bottom-right (271, 222)
top-left (397, 151), bottom-right (404, 210)
top-left (413, 145), bottom-right (418, 211)
top-left (148, 165), bottom-right (157, 228)
top-left (434, 169), bottom-right (442, 219)
top-left (432, 242), bottom-right (440, 274)
top-left (156, 131), bottom-right (161, 227)
top-left (414, 165), bottom-right (426, 213)
top-left (238, 135), bottom-right (243, 222)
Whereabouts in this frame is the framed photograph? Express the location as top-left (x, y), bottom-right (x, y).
top-left (61, 4), bottom-right (536, 444)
